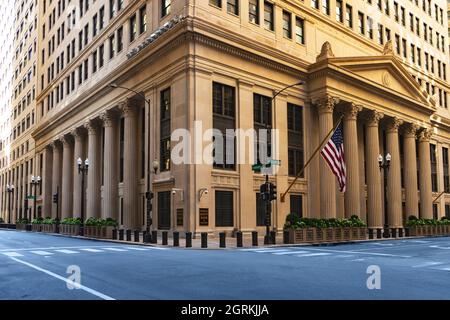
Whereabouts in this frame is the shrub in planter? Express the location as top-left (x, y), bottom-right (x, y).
top-left (16, 218), bottom-right (29, 230)
top-left (60, 217), bottom-right (82, 235)
top-left (84, 217), bottom-right (118, 238)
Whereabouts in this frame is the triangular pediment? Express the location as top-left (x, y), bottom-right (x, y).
top-left (326, 55), bottom-right (433, 107)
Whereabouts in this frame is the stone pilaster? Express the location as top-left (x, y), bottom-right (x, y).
top-left (343, 103), bottom-right (362, 218)
top-left (385, 117), bottom-right (403, 227)
top-left (85, 120), bottom-right (101, 219)
top-left (61, 135), bottom-right (74, 219)
top-left (101, 111), bottom-right (119, 221)
top-left (42, 146), bottom-right (53, 218)
top-left (314, 95), bottom-right (339, 219)
top-left (403, 123), bottom-right (419, 218)
top-left (418, 129), bottom-right (433, 219)
top-left (365, 110), bottom-right (384, 229)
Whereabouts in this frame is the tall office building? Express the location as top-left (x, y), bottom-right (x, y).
top-left (1, 0), bottom-right (450, 235)
top-left (0, 1), bottom-right (17, 223)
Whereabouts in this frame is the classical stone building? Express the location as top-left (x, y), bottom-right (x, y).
top-left (1, 0), bottom-right (450, 235)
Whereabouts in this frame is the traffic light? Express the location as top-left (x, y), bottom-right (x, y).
top-left (269, 183), bottom-right (277, 201)
top-left (52, 193), bottom-right (58, 204)
top-left (260, 183), bottom-right (268, 201)
top-left (146, 191), bottom-right (154, 226)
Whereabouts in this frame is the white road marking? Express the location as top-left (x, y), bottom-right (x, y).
top-left (0, 245), bottom-right (115, 252)
top-left (429, 245), bottom-right (450, 250)
top-left (372, 243), bottom-right (394, 246)
top-left (304, 248), bottom-right (411, 258)
top-left (412, 262), bottom-right (443, 268)
top-left (79, 248), bottom-right (104, 253)
top-left (31, 251), bottom-right (53, 256)
top-left (253, 249), bottom-right (291, 253)
top-left (351, 258), bottom-right (366, 261)
top-left (436, 267), bottom-right (450, 271)
top-left (102, 248), bottom-right (127, 252)
top-left (333, 255), bottom-right (354, 258)
top-left (9, 257), bottom-right (115, 300)
top-left (296, 253), bottom-right (331, 257)
top-left (271, 250), bottom-right (310, 255)
top-left (2, 252), bottom-right (23, 257)
top-left (55, 249), bottom-right (79, 254)
top-left (124, 246), bottom-right (155, 251)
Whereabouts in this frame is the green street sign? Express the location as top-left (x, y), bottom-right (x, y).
top-left (26, 195), bottom-right (36, 200)
top-left (268, 159), bottom-right (281, 166)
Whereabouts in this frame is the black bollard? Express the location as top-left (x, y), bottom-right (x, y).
top-left (173, 231), bottom-right (179, 247)
top-left (143, 231), bottom-right (152, 243)
top-left (236, 231), bottom-right (243, 247)
top-left (134, 230), bottom-right (140, 242)
top-left (112, 229), bottom-right (117, 240)
top-left (252, 231), bottom-right (258, 246)
top-left (391, 228), bottom-right (397, 238)
top-left (398, 228), bottom-right (403, 238)
top-left (162, 231), bottom-right (168, 245)
top-left (405, 228), bottom-right (410, 237)
top-left (126, 229), bottom-right (132, 241)
top-left (368, 229), bottom-right (374, 239)
top-left (186, 232), bottom-right (192, 248)
top-left (151, 230), bottom-right (158, 244)
top-left (270, 231), bottom-right (276, 245)
top-left (219, 232), bottom-right (226, 248)
top-left (376, 228), bottom-right (382, 239)
top-left (119, 229), bottom-right (124, 240)
top-left (201, 232), bottom-right (208, 248)
top-left (283, 230), bottom-right (289, 244)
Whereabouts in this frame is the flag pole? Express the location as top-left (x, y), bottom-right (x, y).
top-left (280, 114), bottom-right (344, 202)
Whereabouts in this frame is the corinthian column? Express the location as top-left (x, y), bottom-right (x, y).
top-left (72, 127), bottom-right (86, 219)
top-left (85, 120), bottom-right (101, 219)
top-left (101, 110), bottom-right (119, 221)
top-left (61, 134), bottom-right (74, 219)
top-left (403, 123), bottom-right (419, 218)
top-left (121, 104), bottom-right (139, 229)
top-left (315, 95), bottom-right (340, 219)
top-left (386, 117), bottom-right (403, 227)
top-left (418, 129), bottom-right (433, 219)
top-left (42, 146), bottom-right (53, 218)
top-left (51, 140), bottom-right (62, 219)
top-left (365, 111), bottom-right (384, 229)
top-left (343, 103), bottom-right (362, 218)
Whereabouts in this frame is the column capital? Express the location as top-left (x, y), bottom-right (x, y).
top-left (364, 110), bottom-right (384, 126)
top-left (71, 127), bottom-right (86, 140)
top-left (385, 117), bottom-right (404, 133)
top-left (50, 139), bottom-right (62, 149)
top-left (60, 134), bottom-right (73, 147)
top-left (312, 95), bottom-right (340, 114)
top-left (120, 103), bottom-right (139, 118)
top-left (402, 123), bottom-right (420, 138)
top-left (84, 119), bottom-right (101, 135)
top-left (418, 128), bottom-right (432, 142)
top-left (343, 103), bottom-right (362, 120)
top-left (100, 110), bottom-right (119, 127)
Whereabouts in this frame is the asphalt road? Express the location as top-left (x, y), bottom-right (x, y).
top-left (1, 229), bottom-right (450, 300)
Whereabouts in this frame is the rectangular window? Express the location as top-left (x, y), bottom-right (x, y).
top-left (254, 93), bottom-right (272, 165)
top-left (264, 2), bottom-right (274, 31)
top-left (213, 83), bottom-right (236, 170)
top-left (84, 59), bottom-right (88, 80)
top-left (109, 35), bottom-right (115, 58)
top-left (93, 14), bottom-right (98, 37)
top-left (227, 0), bottom-right (239, 15)
top-left (160, 88), bottom-right (171, 172)
top-left (377, 23), bottom-right (383, 44)
top-left (210, 0), bottom-right (222, 7)
top-left (99, 44), bottom-right (104, 68)
top-left (431, 144), bottom-right (438, 192)
top-left (99, 6), bottom-right (105, 30)
top-left (402, 38), bottom-right (407, 58)
top-left (84, 24), bottom-right (89, 46)
top-left (358, 12), bottom-right (364, 35)
top-left (139, 6), bottom-right (147, 34)
top-left (92, 50), bottom-right (97, 73)
top-left (394, 2), bottom-right (399, 21)
top-left (411, 44), bottom-right (415, 63)
top-left (322, 0), bottom-right (329, 15)
top-left (417, 47), bottom-right (421, 66)
top-left (345, 4), bottom-right (353, 28)
top-left (295, 17), bottom-right (305, 44)
top-left (110, 0), bottom-right (116, 19)
top-left (290, 195), bottom-right (303, 219)
top-left (215, 191), bottom-right (234, 227)
top-left (409, 13), bottom-right (414, 32)
top-left (282, 11), bottom-right (292, 39)
top-left (161, 0), bottom-right (171, 17)
top-left (336, 0), bottom-right (343, 22)
top-left (400, 7), bottom-right (405, 26)
top-left (117, 26), bottom-right (123, 52)
top-left (249, 0), bottom-right (259, 24)
top-left (384, 0), bottom-right (389, 15)
top-left (288, 103), bottom-right (304, 177)
top-left (416, 17), bottom-right (420, 36)
top-left (367, 16), bottom-right (373, 39)
top-left (311, 0), bottom-right (319, 9)
top-left (129, 14), bottom-right (137, 42)
top-left (446, 204), bottom-right (450, 218)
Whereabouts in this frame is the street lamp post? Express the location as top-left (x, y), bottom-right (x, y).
top-left (30, 176), bottom-right (41, 220)
top-left (378, 153), bottom-right (391, 238)
top-left (109, 83), bottom-right (154, 242)
top-left (6, 184), bottom-right (14, 224)
top-left (77, 158), bottom-right (89, 236)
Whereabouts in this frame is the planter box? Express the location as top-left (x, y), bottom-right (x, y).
top-left (41, 224), bottom-right (57, 233)
top-left (287, 227), bottom-right (367, 244)
top-left (305, 228), bottom-right (315, 243)
top-left (60, 224), bottom-right (81, 236)
top-left (32, 224), bottom-right (43, 232)
top-left (359, 227), bottom-right (367, 240)
top-left (288, 229), bottom-right (305, 243)
top-left (16, 223), bottom-right (28, 231)
top-left (334, 228), bottom-right (342, 242)
top-left (315, 228), bottom-right (324, 242)
top-left (324, 228), bottom-right (334, 242)
top-left (84, 225), bottom-right (115, 239)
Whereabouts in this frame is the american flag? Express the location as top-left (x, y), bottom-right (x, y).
top-left (320, 122), bottom-right (346, 192)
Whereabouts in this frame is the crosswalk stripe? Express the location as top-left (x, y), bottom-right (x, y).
top-left (55, 249), bottom-right (79, 254)
top-left (80, 248), bottom-right (104, 253)
top-left (333, 255), bottom-right (354, 258)
top-left (2, 252), bottom-right (23, 257)
top-left (253, 249), bottom-right (291, 253)
top-left (412, 262), bottom-right (443, 268)
top-left (296, 253), bottom-right (331, 257)
top-left (124, 247), bottom-right (152, 251)
top-left (102, 248), bottom-right (128, 252)
top-left (31, 251), bottom-right (53, 256)
top-left (271, 251), bottom-right (310, 255)
top-left (435, 266), bottom-right (450, 271)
